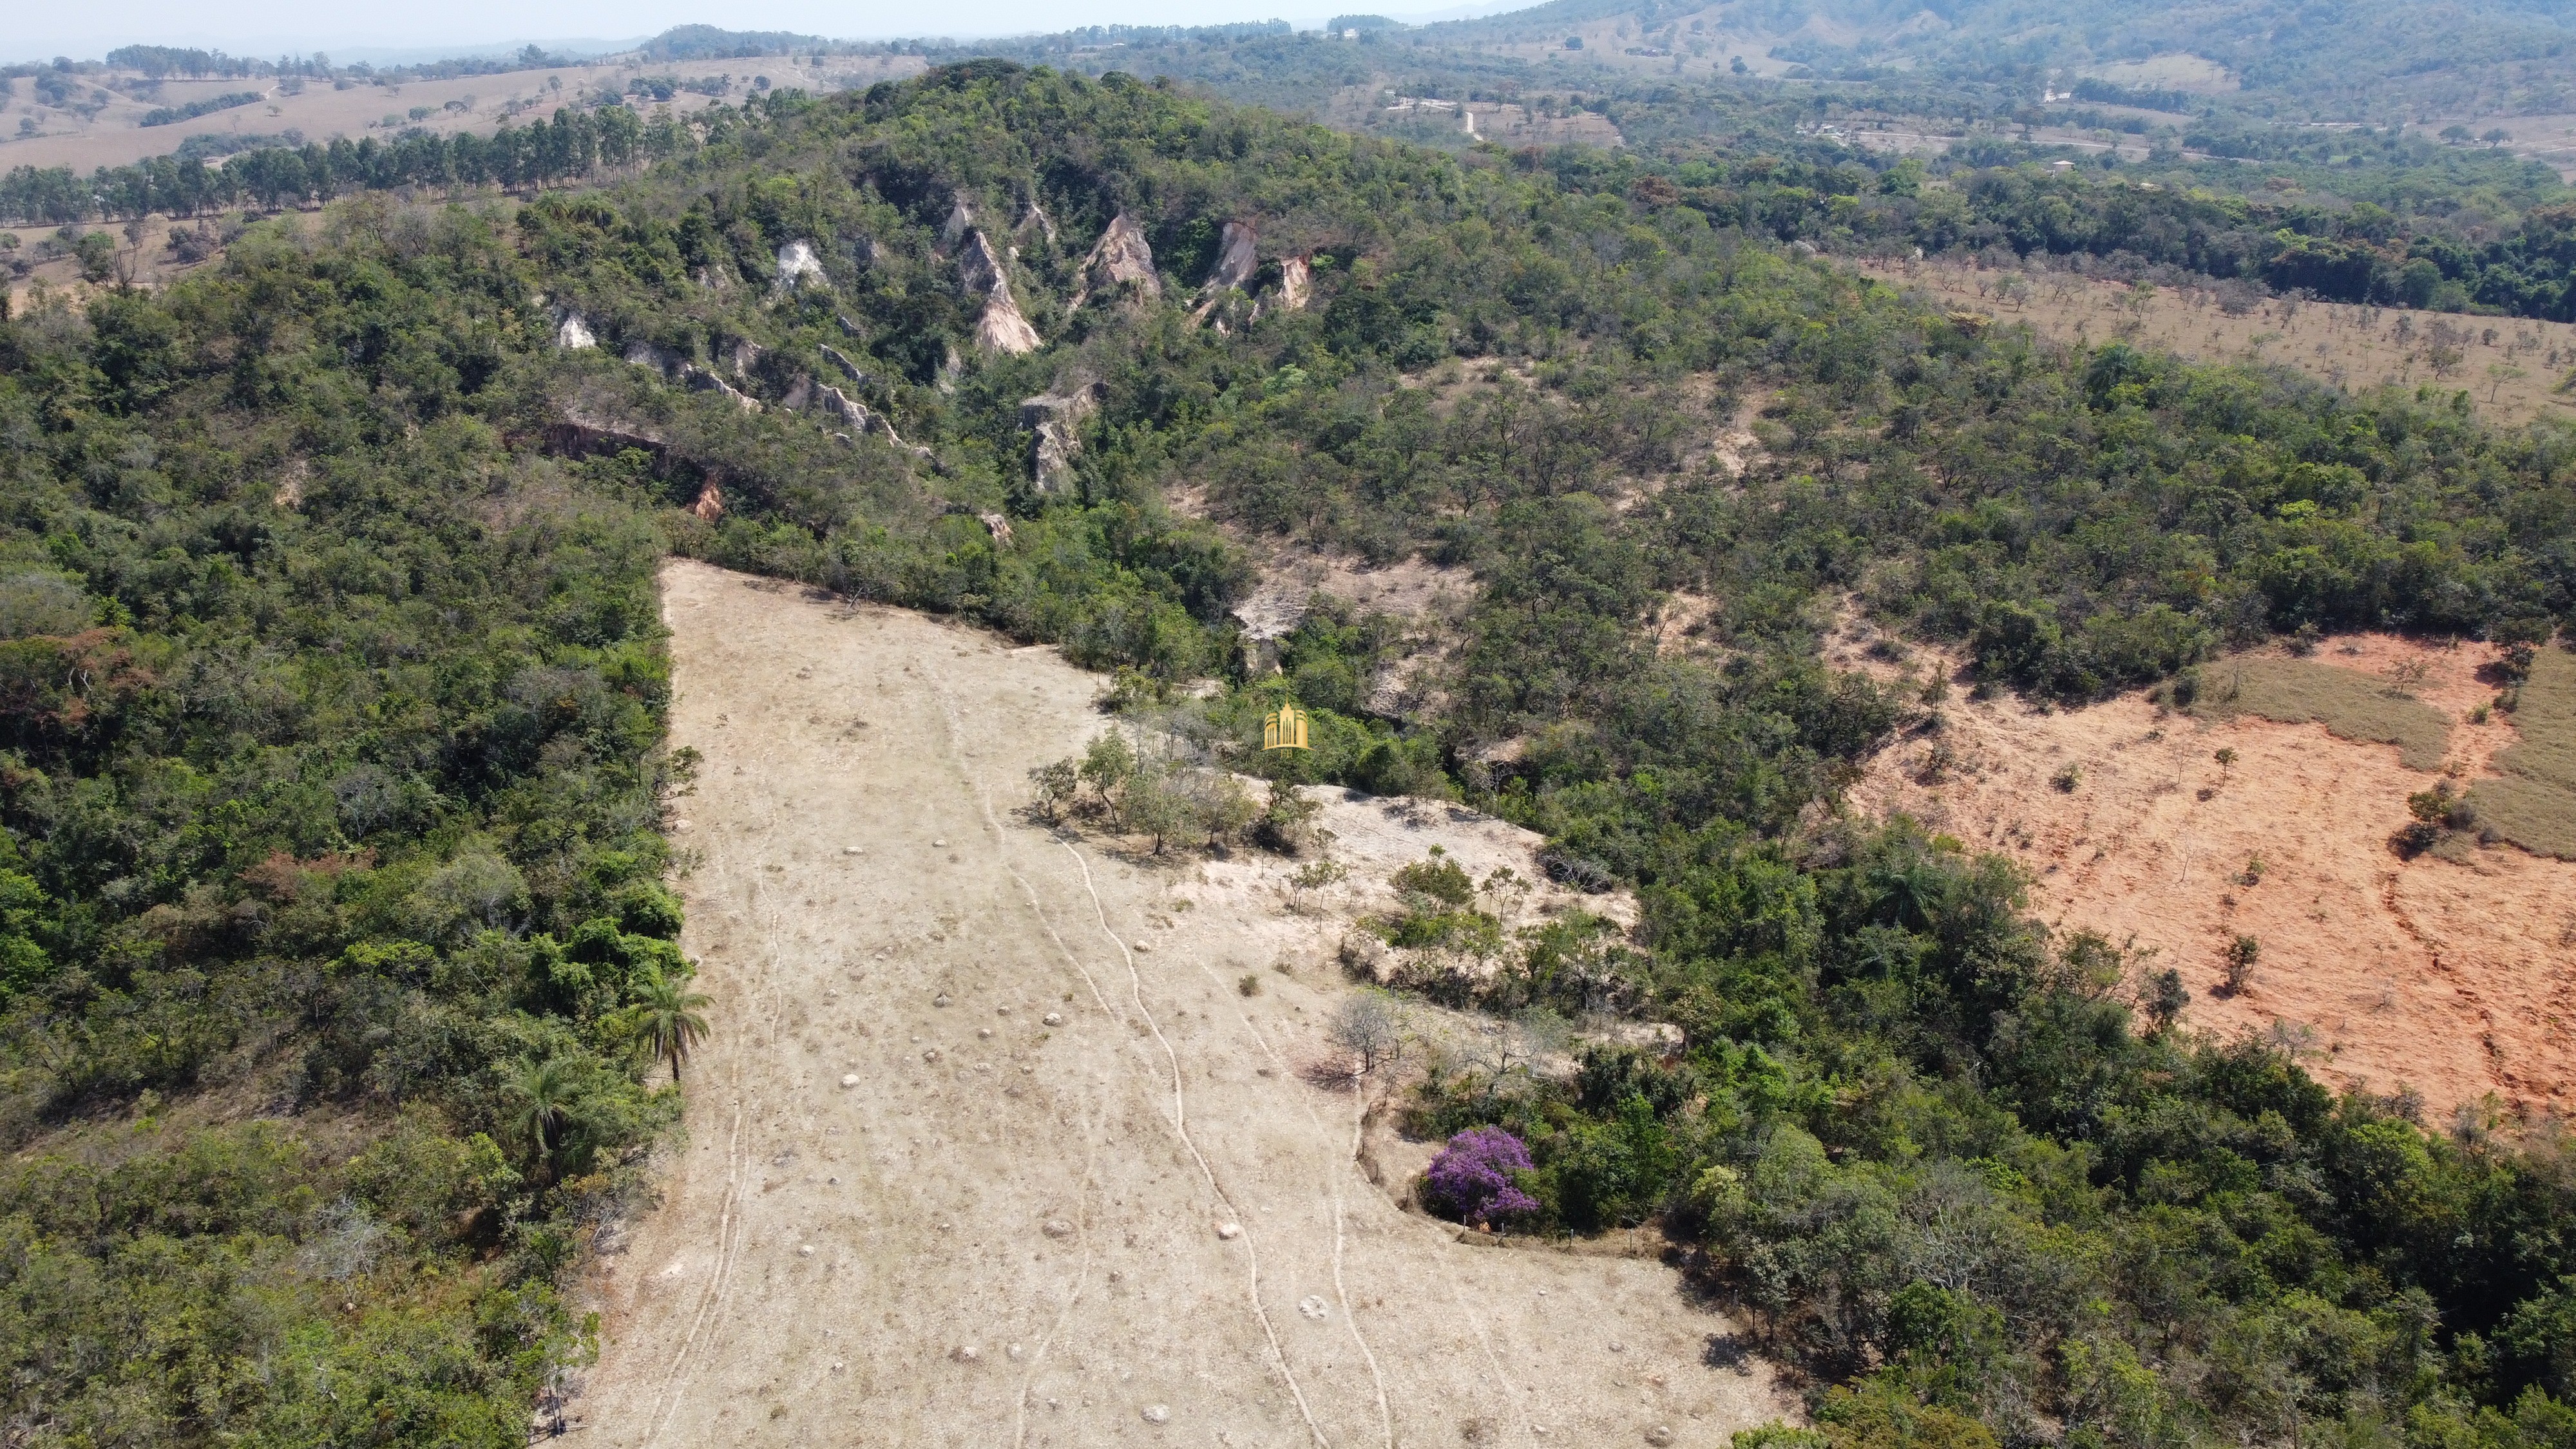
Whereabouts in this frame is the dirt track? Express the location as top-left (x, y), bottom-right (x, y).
top-left (564, 561), bottom-right (1793, 1448)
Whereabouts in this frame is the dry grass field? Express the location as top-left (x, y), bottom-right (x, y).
top-left (0, 53), bottom-right (924, 175)
top-left (2203, 655), bottom-right (2458, 771)
top-left (2474, 645), bottom-right (2576, 860)
top-left (1864, 258), bottom-right (2576, 428)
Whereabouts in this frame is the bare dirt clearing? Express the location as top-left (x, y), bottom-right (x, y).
top-left (565, 560), bottom-right (1791, 1447)
top-left (1847, 632), bottom-right (2576, 1121)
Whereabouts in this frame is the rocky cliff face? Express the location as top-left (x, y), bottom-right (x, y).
top-left (1018, 384), bottom-right (1102, 493)
top-left (957, 230), bottom-right (1041, 355)
top-left (1072, 213), bottom-right (1160, 310)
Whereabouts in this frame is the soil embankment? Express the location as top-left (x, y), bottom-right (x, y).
top-left (565, 560), bottom-right (1793, 1447)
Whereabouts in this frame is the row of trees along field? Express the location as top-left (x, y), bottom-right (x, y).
top-left (0, 97), bottom-right (698, 225)
top-left (1, 59), bottom-right (2573, 1445)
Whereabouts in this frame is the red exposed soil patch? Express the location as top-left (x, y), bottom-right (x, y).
top-left (1847, 634), bottom-right (2576, 1121)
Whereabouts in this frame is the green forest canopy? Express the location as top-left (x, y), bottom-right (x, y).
top-left (0, 60), bottom-right (2572, 1447)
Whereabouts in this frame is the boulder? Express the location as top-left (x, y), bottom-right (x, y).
top-left (940, 194), bottom-right (978, 252)
top-left (813, 384), bottom-right (873, 431)
top-left (775, 239), bottom-right (827, 290)
top-left (1018, 384), bottom-right (1102, 493)
top-left (1071, 212), bottom-right (1159, 310)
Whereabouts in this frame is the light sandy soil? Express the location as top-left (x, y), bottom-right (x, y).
top-left (1232, 553), bottom-right (1480, 642)
top-left (0, 55), bottom-right (923, 175)
top-left (1845, 631), bottom-right (2576, 1121)
top-left (564, 559), bottom-right (1793, 1448)
top-left (1864, 259), bottom-right (2576, 428)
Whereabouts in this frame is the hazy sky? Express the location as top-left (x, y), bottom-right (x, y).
top-left (8, 0), bottom-right (1374, 63)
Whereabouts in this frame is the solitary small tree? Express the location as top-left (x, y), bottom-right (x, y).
top-left (1288, 858), bottom-right (1348, 913)
top-left (2222, 935), bottom-right (2260, 996)
top-left (1328, 993), bottom-right (1404, 1081)
top-left (620, 970), bottom-right (711, 1083)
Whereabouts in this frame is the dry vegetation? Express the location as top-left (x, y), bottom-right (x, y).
top-left (1864, 258), bottom-right (2576, 427)
top-left (0, 54), bottom-right (924, 175)
top-left (2473, 643), bottom-right (2576, 858)
top-left (2200, 654), bottom-right (2458, 770)
top-left (1846, 630), bottom-right (2576, 1120)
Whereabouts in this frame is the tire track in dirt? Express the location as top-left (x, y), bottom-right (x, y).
top-left (924, 683), bottom-right (1125, 1448)
top-left (642, 795), bottom-right (787, 1449)
top-left (1177, 912), bottom-right (1396, 1449)
top-left (1064, 842), bottom-right (1333, 1447)
top-left (927, 680), bottom-right (1330, 1444)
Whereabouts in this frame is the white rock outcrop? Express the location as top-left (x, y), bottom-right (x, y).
top-left (1276, 255), bottom-right (1312, 312)
top-left (775, 239), bottom-right (828, 290)
top-left (678, 364), bottom-right (761, 414)
top-left (1018, 384), bottom-right (1101, 493)
top-left (623, 340), bottom-right (682, 377)
top-left (1071, 212), bottom-right (1159, 310)
top-left (958, 231), bottom-right (1040, 355)
top-left (1192, 220), bottom-right (1261, 323)
top-left (555, 312), bottom-right (597, 350)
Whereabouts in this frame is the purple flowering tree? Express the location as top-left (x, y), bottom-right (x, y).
top-left (1424, 1126), bottom-right (1540, 1226)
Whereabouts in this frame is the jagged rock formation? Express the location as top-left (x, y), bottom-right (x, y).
top-left (958, 231), bottom-right (1040, 355)
top-left (1018, 198), bottom-right (1058, 247)
top-left (725, 338), bottom-right (766, 377)
top-left (1277, 256), bottom-right (1312, 312)
top-left (775, 240), bottom-right (827, 290)
top-left (940, 194), bottom-right (978, 252)
top-left (1071, 213), bottom-right (1160, 310)
top-left (556, 312), bottom-right (597, 350)
top-left (819, 344), bottom-right (868, 383)
top-left (813, 384), bottom-right (873, 431)
top-left (1192, 220), bottom-right (1261, 322)
top-left (679, 364), bottom-right (761, 413)
top-left (1018, 383), bottom-right (1102, 493)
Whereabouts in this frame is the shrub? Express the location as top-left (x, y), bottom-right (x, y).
top-left (1424, 1126), bottom-right (1540, 1226)
top-left (2223, 934), bottom-right (2260, 994)
top-left (1391, 850), bottom-right (1475, 906)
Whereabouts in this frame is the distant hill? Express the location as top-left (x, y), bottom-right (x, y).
top-left (1407, 0), bottom-right (2576, 115)
top-left (636, 24), bottom-right (837, 61)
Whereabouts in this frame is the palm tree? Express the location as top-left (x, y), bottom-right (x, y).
top-left (621, 971), bottom-right (711, 1083)
top-left (506, 1056), bottom-right (575, 1167)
